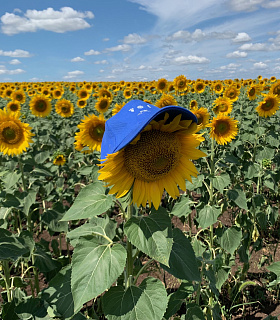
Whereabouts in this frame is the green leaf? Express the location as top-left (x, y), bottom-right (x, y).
top-left (185, 175), bottom-right (204, 191)
top-left (34, 151), bottom-right (50, 164)
top-left (0, 207), bottom-right (11, 220)
top-left (2, 193), bottom-right (20, 208)
top-left (220, 227), bottom-right (242, 255)
top-left (0, 228), bottom-right (29, 260)
top-left (33, 167), bottom-right (53, 177)
top-left (267, 261), bottom-right (280, 282)
top-left (212, 173), bottom-right (231, 194)
top-left (170, 196), bottom-right (194, 218)
top-left (161, 228), bottom-right (200, 282)
top-left (23, 191), bottom-right (37, 216)
top-left (124, 208), bottom-right (173, 266)
top-left (196, 205), bottom-right (220, 229)
top-left (164, 281), bottom-right (193, 319)
top-left (71, 237), bottom-right (126, 312)
top-left (227, 186), bottom-right (248, 210)
top-left (33, 245), bottom-right (61, 273)
top-left (2, 172), bottom-right (21, 189)
top-left (103, 277), bottom-right (168, 320)
top-left (41, 265), bottom-right (75, 320)
top-left (182, 304), bottom-right (204, 320)
top-left (15, 297), bottom-right (48, 319)
top-left (67, 215), bottom-right (117, 246)
top-left (61, 182), bottom-right (114, 221)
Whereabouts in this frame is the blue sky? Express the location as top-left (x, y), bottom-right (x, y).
top-left (0, 0), bottom-right (280, 82)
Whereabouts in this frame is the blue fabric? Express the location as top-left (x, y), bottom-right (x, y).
top-left (100, 99), bottom-right (197, 160)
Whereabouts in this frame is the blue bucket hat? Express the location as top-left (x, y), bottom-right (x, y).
top-left (100, 99), bottom-right (197, 160)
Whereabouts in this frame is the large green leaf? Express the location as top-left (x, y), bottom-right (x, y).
top-left (170, 196), bottom-right (194, 218)
top-left (23, 190), bottom-right (37, 216)
top-left (103, 277), bottom-right (168, 320)
top-left (227, 187), bottom-right (248, 210)
top-left (61, 182), bottom-right (114, 221)
top-left (212, 173), bottom-right (231, 194)
top-left (161, 228), bottom-right (200, 282)
top-left (41, 265), bottom-right (75, 320)
top-left (67, 215), bottom-right (117, 247)
top-left (2, 172), bottom-right (21, 190)
top-left (220, 227), bottom-right (242, 255)
top-left (124, 208), bottom-right (173, 266)
top-left (0, 228), bottom-right (29, 260)
top-left (71, 237), bottom-right (127, 312)
top-left (163, 281), bottom-right (193, 319)
top-left (267, 261), bottom-right (280, 283)
top-left (196, 205), bottom-right (220, 229)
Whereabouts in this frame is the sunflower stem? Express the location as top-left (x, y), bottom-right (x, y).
top-left (125, 202), bottom-right (134, 288)
top-left (2, 260), bottom-right (12, 302)
top-left (18, 156), bottom-right (27, 192)
top-left (209, 138), bottom-right (215, 259)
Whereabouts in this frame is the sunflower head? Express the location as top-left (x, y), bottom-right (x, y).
top-left (173, 75), bottom-right (188, 92)
top-left (11, 90), bottom-right (26, 104)
top-left (30, 95), bottom-right (52, 117)
top-left (256, 93), bottom-right (280, 117)
top-left (6, 101), bottom-right (21, 113)
top-left (212, 97), bottom-right (233, 115)
top-left (77, 99), bottom-right (87, 109)
top-left (95, 97), bottom-right (111, 113)
top-left (55, 99), bottom-right (74, 118)
top-left (98, 100), bottom-right (206, 209)
top-left (189, 99), bottom-right (198, 110)
top-left (0, 109), bottom-right (34, 156)
top-left (223, 85), bottom-right (240, 102)
top-left (156, 78), bottom-right (168, 92)
top-left (192, 107), bottom-right (210, 129)
top-left (155, 93), bottom-right (177, 108)
top-left (53, 153), bottom-right (66, 166)
top-left (207, 114), bottom-right (238, 145)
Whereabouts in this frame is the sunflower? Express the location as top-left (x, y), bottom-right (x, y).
top-left (223, 85), bottom-right (240, 102)
top-left (11, 89), bottom-right (26, 104)
top-left (173, 75), bottom-right (188, 92)
top-left (98, 113), bottom-right (206, 209)
top-left (189, 99), bottom-right (198, 110)
top-left (269, 80), bottom-right (280, 97)
top-left (123, 89), bottom-right (132, 99)
top-left (77, 99), bottom-right (87, 109)
top-left (0, 109), bottom-right (34, 156)
top-left (53, 154), bottom-right (66, 166)
top-left (74, 132), bottom-right (92, 154)
top-left (193, 80), bottom-right (206, 94)
top-left (212, 96), bottom-right (233, 115)
top-left (208, 114), bottom-right (238, 145)
top-left (192, 107), bottom-right (210, 129)
top-left (29, 95), bottom-right (52, 117)
top-left (156, 78), bottom-right (168, 92)
top-left (77, 88), bottom-right (90, 100)
top-left (112, 102), bottom-right (125, 116)
top-left (247, 84), bottom-right (262, 101)
top-left (95, 97), bottom-right (111, 113)
top-left (77, 114), bottom-right (105, 152)
top-left (52, 87), bottom-right (64, 99)
top-left (98, 88), bottom-right (113, 100)
top-left (55, 99), bottom-right (74, 118)
top-left (212, 81), bottom-right (224, 94)
top-left (155, 93), bottom-right (177, 108)
top-left (255, 93), bottom-right (280, 117)
top-left (6, 101), bottom-right (21, 113)
top-left (2, 88), bottom-right (13, 99)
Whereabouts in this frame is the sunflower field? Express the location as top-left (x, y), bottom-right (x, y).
top-left (0, 75), bottom-right (280, 319)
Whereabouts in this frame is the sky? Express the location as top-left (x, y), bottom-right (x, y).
top-left (0, 0), bottom-right (280, 83)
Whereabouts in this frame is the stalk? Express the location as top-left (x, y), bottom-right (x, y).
top-left (2, 260), bottom-right (12, 302)
top-left (18, 156), bottom-right (27, 192)
top-left (209, 138), bottom-right (215, 259)
top-left (125, 201), bottom-right (134, 288)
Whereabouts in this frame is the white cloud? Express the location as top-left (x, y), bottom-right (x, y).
top-left (226, 50), bottom-right (248, 58)
top-left (220, 63), bottom-right (241, 70)
top-left (0, 49), bottom-right (32, 57)
top-left (229, 0), bottom-right (264, 12)
top-left (253, 61), bottom-right (268, 69)
top-left (63, 70), bottom-right (84, 79)
top-left (169, 55), bottom-right (210, 65)
top-left (105, 44), bottom-right (131, 52)
top-left (103, 38), bottom-right (110, 42)
top-left (239, 42), bottom-right (267, 51)
top-left (71, 57), bottom-right (85, 62)
top-left (263, 0), bottom-right (280, 8)
top-left (94, 60), bottom-right (108, 65)
top-left (84, 49), bottom-right (101, 56)
top-left (0, 65), bottom-right (25, 74)
top-left (232, 32), bottom-right (251, 42)
top-left (123, 33), bottom-right (147, 44)
top-left (1, 7), bottom-right (94, 35)
top-left (9, 59), bottom-right (21, 65)
top-left (166, 29), bottom-right (236, 42)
